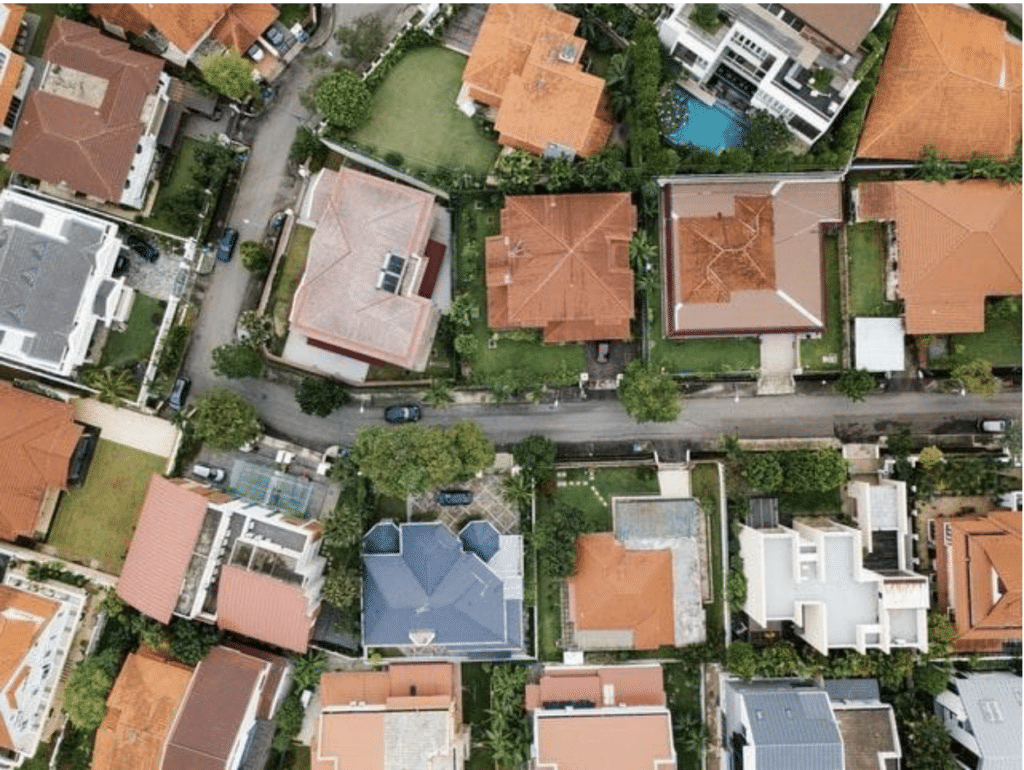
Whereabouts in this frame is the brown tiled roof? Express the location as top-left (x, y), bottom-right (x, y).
top-left (463, 4), bottom-right (611, 157)
top-left (117, 476), bottom-right (209, 623)
top-left (219, 641), bottom-right (288, 720)
top-left (486, 193), bottom-right (635, 342)
top-left (90, 3), bottom-right (228, 52)
top-left (567, 533), bottom-right (675, 650)
top-left (210, 4), bottom-right (277, 53)
top-left (320, 663), bottom-right (456, 709)
top-left (290, 168), bottom-right (440, 372)
top-left (936, 510), bottom-right (1021, 653)
top-left (0, 584), bottom-right (58, 750)
top-left (216, 565), bottom-right (315, 653)
top-left (534, 712), bottom-right (676, 770)
top-left (8, 18), bottom-right (163, 203)
top-left (92, 647), bottom-right (193, 770)
top-left (857, 180), bottom-right (1021, 334)
top-left (663, 177), bottom-right (841, 337)
top-left (857, 4), bottom-right (1022, 160)
top-left (781, 4), bottom-right (880, 54)
top-left (164, 646), bottom-right (268, 770)
top-left (0, 381), bottom-right (82, 542)
top-left (525, 665), bottom-right (668, 711)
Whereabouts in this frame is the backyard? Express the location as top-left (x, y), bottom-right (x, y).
top-left (461, 662), bottom-right (496, 770)
top-left (350, 47), bottom-right (499, 174)
top-left (26, 4), bottom-right (56, 56)
top-left (47, 439), bottom-right (167, 572)
top-left (664, 663), bottom-right (704, 770)
top-left (100, 294), bottom-right (165, 369)
top-left (800, 232), bottom-right (843, 371)
top-left (690, 463), bottom-right (725, 648)
top-left (848, 222), bottom-right (899, 317)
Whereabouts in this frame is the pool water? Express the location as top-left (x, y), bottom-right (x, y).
top-left (667, 88), bottom-right (746, 153)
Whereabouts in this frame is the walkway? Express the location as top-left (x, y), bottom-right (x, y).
top-left (72, 399), bottom-right (180, 466)
top-left (757, 334), bottom-right (797, 395)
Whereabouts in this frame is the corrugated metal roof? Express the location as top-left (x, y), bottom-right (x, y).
top-left (823, 678), bottom-right (880, 703)
top-left (952, 671), bottom-right (1023, 767)
top-left (854, 317), bottom-right (905, 372)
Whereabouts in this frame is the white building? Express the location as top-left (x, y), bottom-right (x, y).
top-left (0, 190), bottom-right (131, 377)
top-left (934, 671), bottom-right (1022, 770)
top-left (658, 3), bottom-right (889, 145)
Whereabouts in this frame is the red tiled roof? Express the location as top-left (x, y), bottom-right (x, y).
top-left (857, 180), bottom-right (1021, 334)
top-left (8, 18), bottom-right (163, 203)
top-left (90, 3), bottom-right (228, 52)
top-left (0, 381), bottom-right (82, 542)
top-left (525, 665), bottom-right (668, 711)
top-left (210, 4), bottom-right (277, 53)
top-left (486, 193), bottom-right (636, 342)
top-left (535, 712), bottom-right (676, 770)
top-left (117, 476), bottom-right (208, 623)
top-left (857, 4), bottom-right (1022, 160)
top-left (320, 663), bottom-right (456, 708)
top-left (216, 565), bottom-right (315, 653)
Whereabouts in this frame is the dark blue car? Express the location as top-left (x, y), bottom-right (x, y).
top-left (217, 227), bottom-right (238, 262)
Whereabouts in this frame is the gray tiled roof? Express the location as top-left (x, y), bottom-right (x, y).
top-left (953, 672), bottom-right (1023, 770)
top-left (823, 678), bottom-right (881, 703)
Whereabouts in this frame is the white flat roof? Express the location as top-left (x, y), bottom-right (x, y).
top-left (855, 317), bottom-right (905, 372)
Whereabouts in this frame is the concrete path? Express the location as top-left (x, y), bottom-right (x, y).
top-left (657, 468), bottom-right (691, 497)
top-left (757, 334), bottom-right (797, 395)
top-left (73, 399), bottom-right (180, 465)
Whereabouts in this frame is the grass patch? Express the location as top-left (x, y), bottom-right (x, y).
top-left (270, 225), bottom-right (314, 333)
top-left (26, 4), bottom-right (57, 57)
top-left (20, 741), bottom-right (55, 770)
top-left (950, 312), bottom-right (1023, 368)
top-left (536, 564), bottom-right (562, 661)
top-left (664, 663), bottom-right (703, 770)
top-left (351, 47), bottom-right (499, 174)
top-left (100, 294), bottom-right (164, 368)
top-left (288, 745), bottom-right (311, 770)
top-left (848, 222), bottom-right (898, 317)
top-left (779, 487), bottom-right (843, 516)
top-left (800, 232), bottom-right (842, 371)
top-left (277, 3), bottom-right (308, 27)
top-left (373, 494), bottom-right (407, 524)
top-left (138, 137), bottom-right (206, 236)
top-left (691, 463), bottom-right (724, 647)
top-left (47, 440), bottom-right (167, 572)
top-left (462, 663), bottom-right (497, 769)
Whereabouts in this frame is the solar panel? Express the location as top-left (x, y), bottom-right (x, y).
top-left (380, 272), bottom-right (399, 293)
top-left (386, 254), bottom-right (405, 274)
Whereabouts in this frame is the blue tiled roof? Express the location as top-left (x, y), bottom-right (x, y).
top-left (363, 521), bottom-right (400, 554)
top-left (460, 520), bottom-right (500, 562)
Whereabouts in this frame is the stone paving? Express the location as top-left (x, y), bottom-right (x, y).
top-left (409, 470), bottom-right (519, 534)
top-left (556, 467), bottom-right (607, 506)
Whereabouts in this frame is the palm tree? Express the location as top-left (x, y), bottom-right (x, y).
top-left (501, 474), bottom-right (533, 508)
top-left (85, 367), bottom-right (136, 405)
top-left (676, 716), bottom-right (711, 758)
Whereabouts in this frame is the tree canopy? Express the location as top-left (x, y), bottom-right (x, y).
top-left (512, 435), bottom-right (557, 486)
top-left (200, 50), bottom-right (259, 102)
top-left (835, 369), bottom-right (875, 402)
top-left (618, 360), bottom-right (681, 423)
top-left (295, 376), bottom-right (349, 417)
top-left (315, 69), bottom-right (372, 131)
top-left (742, 109), bottom-right (792, 158)
top-left (334, 11), bottom-right (389, 70)
top-left (951, 358), bottom-right (1000, 395)
top-left (189, 388), bottom-right (262, 450)
top-left (211, 342), bottom-right (265, 379)
top-left (62, 653), bottom-right (116, 730)
top-left (240, 241), bottom-right (271, 273)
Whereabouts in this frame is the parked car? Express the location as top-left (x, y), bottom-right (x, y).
top-left (384, 404), bottom-right (421, 424)
top-left (217, 227), bottom-right (238, 262)
top-left (977, 418), bottom-right (1010, 434)
top-left (266, 211), bottom-right (286, 239)
top-left (246, 42), bottom-right (264, 61)
top-left (191, 463), bottom-right (226, 483)
top-left (112, 251), bottom-right (129, 277)
top-left (167, 376), bottom-right (191, 411)
top-left (435, 489), bottom-right (473, 506)
top-left (125, 234), bottom-right (158, 262)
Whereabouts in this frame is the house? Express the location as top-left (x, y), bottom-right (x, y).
top-left (362, 521), bottom-right (525, 658)
top-left (90, 3), bottom-right (279, 70)
top-left (934, 509), bottom-right (1021, 654)
top-left (722, 678), bottom-right (901, 770)
top-left (659, 173), bottom-right (842, 338)
top-left (0, 568), bottom-right (87, 770)
top-left (0, 382), bottom-right (86, 543)
top-left (8, 18), bottom-right (171, 209)
top-left (286, 167), bottom-right (446, 382)
top-left (739, 516), bottom-right (929, 654)
top-left (934, 670), bottom-right (1022, 770)
top-left (0, 189), bottom-right (131, 376)
top-left (658, 3), bottom-right (889, 146)
top-left (117, 475), bottom-right (326, 653)
top-left (0, 5), bottom-right (33, 148)
top-left (854, 180), bottom-right (1021, 336)
top-left (312, 663), bottom-right (469, 770)
top-left (460, 3), bottom-right (613, 158)
top-left (525, 664), bottom-right (677, 770)
top-left (566, 497), bottom-right (707, 650)
top-left (857, 4), bottom-right (1022, 161)
top-left (847, 478), bottom-right (911, 572)
top-left (485, 192), bottom-right (636, 342)
top-left (163, 645), bottom-right (288, 770)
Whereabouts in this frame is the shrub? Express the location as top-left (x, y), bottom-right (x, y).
top-left (239, 240), bottom-right (272, 273)
top-left (315, 69), bottom-right (372, 131)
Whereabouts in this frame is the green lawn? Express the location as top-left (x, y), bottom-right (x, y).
top-left (288, 745), bottom-right (311, 770)
top-left (536, 564), bottom-right (562, 661)
top-left (664, 663), bottom-right (704, 770)
top-left (778, 487), bottom-right (843, 516)
top-left (848, 222), bottom-right (899, 317)
top-left (800, 232), bottom-right (843, 372)
top-left (138, 137), bottom-right (208, 237)
top-left (26, 4), bottom-right (57, 56)
top-left (351, 47), bottom-right (500, 174)
top-left (691, 463), bottom-right (725, 648)
top-left (100, 294), bottom-right (164, 368)
top-left (950, 312), bottom-right (1023, 367)
top-left (461, 662), bottom-right (497, 769)
top-left (269, 225), bottom-right (314, 339)
top-left (48, 440), bottom-right (167, 572)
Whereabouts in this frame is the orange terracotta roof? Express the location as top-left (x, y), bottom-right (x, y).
top-left (313, 712), bottom-right (384, 770)
top-left (0, 381), bottom-right (82, 542)
top-left (0, 50), bottom-right (24, 121)
top-left (486, 193), bottom-right (635, 342)
top-left (463, 4), bottom-right (611, 157)
top-left (92, 648), bottom-right (194, 770)
top-left (857, 180), bottom-right (1021, 334)
top-left (525, 665), bottom-right (668, 711)
top-left (937, 511), bottom-right (1021, 653)
top-left (535, 712), bottom-right (676, 770)
top-left (216, 565), bottom-right (315, 653)
top-left (90, 3), bottom-right (228, 52)
top-left (0, 584), bottom-right (58, 749)
top-left (857, 4), bottom-right (1022, 160)
top-left (780, 4), bottom-right (880, 54)
top-left (210, 4), bottom-right (277, 53)
top-left (320, 663), bottom-right (456, 709)
top-left (0, 5), bottom-right (24, 48)
top-left (8, 17), bottom-right (163, 203)
top-left (117, 476), bottom-right (209, 623)
top-left (567, 533), bottom-right (675, 650)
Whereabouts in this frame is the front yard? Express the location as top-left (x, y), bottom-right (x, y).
top-left (800, 231), bottom-right (843, 372)
top-left (350, 47), bottom-right (499, 174)
top-left (47, 439), bottom-right (166, 572)
top-left (100, 294), bottom-right (165, 369)
top-left (950, 312), bottom-right (1023, 367)
top-left (267, 224), bottom-right (313, 348)
top-left (848, 222), bottom-right (899, 317)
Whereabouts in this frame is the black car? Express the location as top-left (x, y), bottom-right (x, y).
top-left (435, 489), bottom-right (473, 506)
top-left (384, 404), bottom-right (421, 424)
top-left (112, 251), bottom-right (130, 277)
top-left (168, 376), bottom-right (191, 411)
top-left (126, 234), bottom-right (158, 262)
top-left (217, 227), bottom-right (239, 262)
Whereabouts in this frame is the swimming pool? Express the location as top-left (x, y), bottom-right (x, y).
top-left (667, 87), bottom-right (746, 153)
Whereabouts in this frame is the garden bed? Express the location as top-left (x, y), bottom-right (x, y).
top-left (691, 463), bottom-right (725, 648)
top-left (268, 225), bottom-right (314, 339)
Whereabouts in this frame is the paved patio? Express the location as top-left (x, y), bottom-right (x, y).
top-left (72, 398), bottom-right (179, 463)
top-left (409, 469), bottom-right (519, 534)
top-left (443, 3), bottom-right (486, 55)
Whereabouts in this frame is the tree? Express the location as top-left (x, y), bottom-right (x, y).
top-left (315, 69), bottom-right (371, 131)
top-left (918, 144), bottom-right (954, 183)
top-left (533, 502), bottom-right (586, 578)
top-left (676, 715), bottom-right (710, 758)
top-left (913, 664), bottom-right (951, 696)
top-left (691, 4), bottom-right (720, 31)
top-left (168, 619), bottom-right (219, 665)
top-left (334, 11), bottom-right (389, 70)
top-left (237, 310), bottom-right (274, 349)
top-left (55, 4), bottom-right (88, 21)
top-left (905, 714), bottom-right (956, 770)
top-left (618, 360), bottom-right (681, 423)
top-left (835, 369), bottom-right (875, 402)
top-left (918, 445), bottom-right (945, 471)
top-left (810, 67), bottom-right (834, 91)
top-left (926, 610), bottom-right (958, 659)
top-left (239, 241), bottom-right (271, 273)
top-left (272, 694), bottom-right (305, 752)
top-left (726, 567), bottom-right (747, 608)
top-left (422, 378), bottom-right (454, 408)
top-left (742, 109), bottom-right (791, 157)
top-left (62, 655), bottom-right (115, 730)
top-left (295, 376), bottom-right (349, 416)
top-left (199, 50), bottom-right (259, 102)
top-left (741, 452), bottom-right (783, 491)
top-left (512, 435), bottom-right (557, 486)
top-left (291, 651), bottom-right (327, 692)
top-left (999, 420), bottom-right (1022, 465)
top-left (322, 567), bottom-right (361, 609)
top-left (84, 367), bottom-right (135, 404)
top-left (493, 150), bottom-right (539, 194)
top-left (543, 155), bottom-right (575, 192)
top-left (629, 230), bottom-right (659, 286)
top-left (322, 501), bottom-right (365, 550)
top-left (726, 641), bottom-right (757, 680)
top-left (211, 342), bottom-right (264, 378)
top-left (951, 358), bottom-right (1000, 395)
top-left (191, 136), bottom-right (239, 188)
top-left (780, 449), bottom-right (849, 492)
top-left (290, 125), bottom-right (327, 164)
top-left (448, 420), bottom-right (496, 478)
top-left (501, 473), bottom-right (533, 509)
top-left (189, 388), bottom-right (262, 450)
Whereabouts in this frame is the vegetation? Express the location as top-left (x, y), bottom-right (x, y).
top-left (83, 367), bottom-right (136, 405)
top-left (200, 50), bottom-right (259, 102)
top-left (316, 69), bottom-right (372, 131)
top-left (847, 221), bottom-right (897, 316)
top-left (810, 67), bottom-right (834, 91)
top-left (100, 294), bottom-right (165, 370)
top-left (240, 240), bottom-right (272, 273)
top-left (512, 435), bottom-right (558, 487)
top-left (950, 358), bottom-right (1000, 395)
top-left (484, 664), bottom-right (531, 769)
top-left (334, 11), bottom-right (389, 70)
top-left (618, 360), bottom-right (681, 423)
top-left (690, 4), bottom-right (721, 33)
top-left (800, 232), bottom-right (843, 370)
top-left (290, 126), bottom-right (328, 168)
top-left (295, 376), bottom-right (350, 417)
top-left (835, 369), bottom-right (876, 402)
top-left (62, 653), bottom-right (117, 730)
top-left (742, 109), bottom-right (792, 159)
top-left (533, 501), bottom-right (588, 578)
top-left (189, 388), bottom-right (262, 450)
top-left (211, 342), bottom-right (265, 379)
top-left (735, 447), bottom-right (849, 494)
top-left (157, 324), bottom-right (191, 378)
top-left (917, 141), bottom-right (1022, 185)
top-left (623, 19), bottom-right (679, 177)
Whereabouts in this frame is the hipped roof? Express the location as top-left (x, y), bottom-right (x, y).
top-left (780, 4), bottom-right (881, 54)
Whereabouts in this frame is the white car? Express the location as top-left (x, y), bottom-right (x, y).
top-left (192, 463), bottom-right (226, 483)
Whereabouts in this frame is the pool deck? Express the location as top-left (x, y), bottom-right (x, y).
top-left (676, 78), bottom-right (717, 106)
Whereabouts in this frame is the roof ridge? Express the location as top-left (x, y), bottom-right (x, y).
top-left (897, 184), bottom-right (972, 283)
